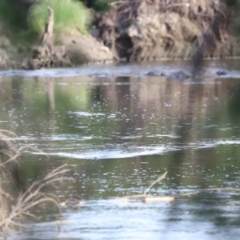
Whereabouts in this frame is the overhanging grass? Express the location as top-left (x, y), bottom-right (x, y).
top-left (28, 0), bottom-right (90, 34)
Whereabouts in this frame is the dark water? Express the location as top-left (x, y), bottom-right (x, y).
top-left (1, 63), bottom-right (240, 239)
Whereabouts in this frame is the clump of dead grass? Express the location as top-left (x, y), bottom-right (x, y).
top-left (0, 130), bottom-right (74, 238)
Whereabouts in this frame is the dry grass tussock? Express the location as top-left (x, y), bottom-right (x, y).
top-left (0, 130), bottom-right (74, 238)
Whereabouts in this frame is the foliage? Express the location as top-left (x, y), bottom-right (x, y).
top-left (83, 0), bottom-right (114, 12)
top-left (0, 0), bottom-right (28, 29)
top-left (28, 0), bottom-right (90, 34)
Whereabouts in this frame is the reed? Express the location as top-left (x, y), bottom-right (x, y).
top-left (0, 130), bottom-right (74, 238)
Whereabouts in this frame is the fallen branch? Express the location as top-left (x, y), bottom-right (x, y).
top-left (116, 172), bottom-right (240, 203)
top-left (116, 171), bottom-right (169, 201)
top-left (143, 171), bottom-right (168, 195)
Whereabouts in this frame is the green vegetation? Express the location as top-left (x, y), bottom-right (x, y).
top-left (0, 1), bottom-right (37, 43)
top-left (0, 0), bottom-right (28, 29)
top-left (28, 0), bottom-right (90, 34)
top-left (85, 0), bottom-right (114, 12)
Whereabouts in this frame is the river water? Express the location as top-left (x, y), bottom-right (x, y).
top-left (1, 61), bottom-right (240, 239)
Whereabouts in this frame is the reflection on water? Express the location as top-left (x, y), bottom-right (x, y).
top-left (1, 71), bottom-right (240, 239)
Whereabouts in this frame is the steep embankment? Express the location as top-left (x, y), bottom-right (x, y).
top-left (98, 0), bottom-right (240, 61)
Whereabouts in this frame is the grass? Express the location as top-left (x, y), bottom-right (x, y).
top-left (0, 130), bottom-right (74, 238)
top-left (27, 0), bottom-right (90, 35)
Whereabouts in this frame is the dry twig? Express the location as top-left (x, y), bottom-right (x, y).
top-left (117, 171), bottom-right (169, 201)
top-left (116, 172), bottom-right (240, 203)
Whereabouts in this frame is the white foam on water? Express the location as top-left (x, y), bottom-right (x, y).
top-left (0, 65), bottom-right (235, 79)
top-left (46, 145), bottom-right (175, 160)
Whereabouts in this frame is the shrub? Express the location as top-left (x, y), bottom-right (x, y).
top-left (27, 0), bottom-right (90, 34)
top-left (86, 0), bottom-right (114, 12)
top-left (0, 0), bottom-right (28, 29)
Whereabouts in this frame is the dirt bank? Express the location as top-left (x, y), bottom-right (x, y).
top-left (1, 0), bottom-right (240, 70)
top-left (0, 21), bottom-right (113, 70)
top-left (24, 7), bottom-right (113, 69)
top-left (98, 0), bottom-right (240, 61)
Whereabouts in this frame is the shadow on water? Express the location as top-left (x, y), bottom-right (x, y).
top-left (2, 67), bottom-right (240, 239)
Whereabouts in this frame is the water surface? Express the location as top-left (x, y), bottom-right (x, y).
top-left (1, 63), bottom-right (240, 239)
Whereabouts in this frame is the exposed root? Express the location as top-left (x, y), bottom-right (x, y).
top-left (99, 0), bottom-right (239, 61)
top-left (27, 7), bottom-right (72, 69)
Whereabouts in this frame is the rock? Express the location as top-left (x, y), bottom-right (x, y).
top-left (168, 71), bottom-right (190, 80)
top-left (21, 58), bottom-right (29, 69)
top-left (64, 33), bottom-right (114, 64)
top-left (0, 36), bottom-right (11, 48)
top-left (216, 70), bottom-right (227, 76)
top-left (145, 71), bottom-right (166, 77)
top-left (145, 70), bottom-right (189, 80)
top-left (88, 73), bottom-right (108, 78)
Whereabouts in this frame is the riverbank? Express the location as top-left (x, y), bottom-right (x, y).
top-left (0, 0), bottom-right (240, 70)
top-left (0, 23), bottom-right (114, 70)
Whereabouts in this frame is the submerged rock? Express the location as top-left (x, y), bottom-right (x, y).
top-left (145, 70), bottom-right (190, 80)
top-left (216, 70), bottom-right (227, 76)
top-left (168, 71), bottom-right (190, 80)
top-left (145, 71), bottom-right (166, 77)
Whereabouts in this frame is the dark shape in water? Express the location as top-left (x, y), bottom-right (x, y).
top-left (145, 71), bottom-right (166, 77)
top-left (168, 71), bottom-right (190, 80)
top-left (216, 70), bottom-right (227, 76)
top-left (89, 73), bottom-right (108, 78)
